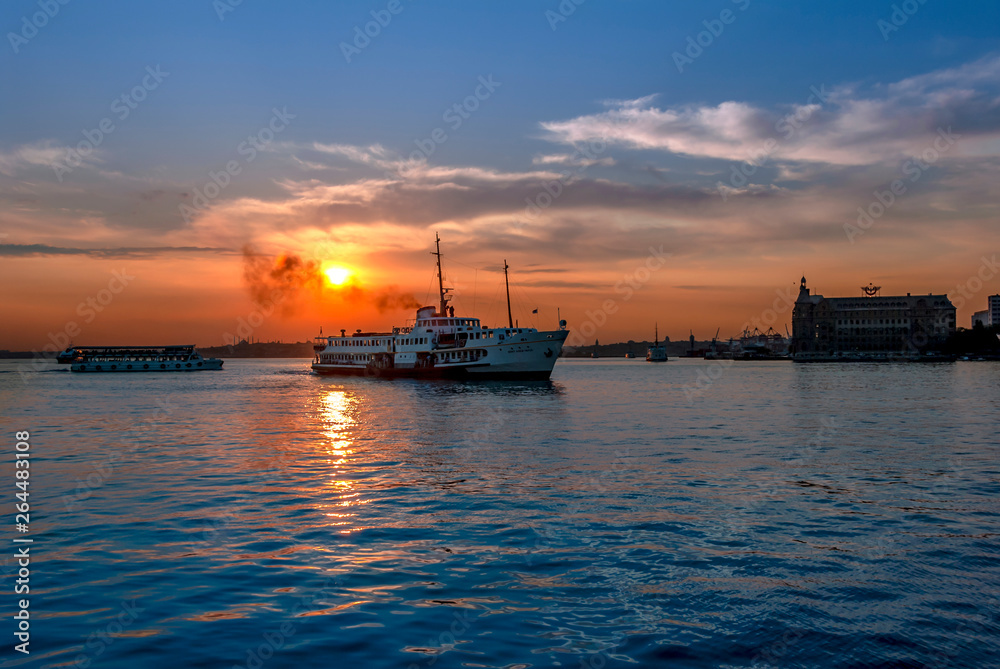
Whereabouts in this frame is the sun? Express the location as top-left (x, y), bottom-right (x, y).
top-left (323, 266), bottom-right (352, 286)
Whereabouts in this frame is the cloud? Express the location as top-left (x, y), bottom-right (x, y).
top-left (0, 244), bottom-right (231, 258)
top-left (540, 55), bottom-right (1000, 166)
top-left (532, 153), bottom-right (616, 167)
top-left (0, 140), bottom-right (103, 177)
top-left (6, 54), bottom-right (1000, 277)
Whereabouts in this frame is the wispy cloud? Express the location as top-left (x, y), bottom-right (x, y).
top-left (532, 153), bottom-right (616, 167)
top-left (0, 244), bottom-right (231, 258)
top-left (0, 140), bottom-right (101, 176)
top-left (540, 55), bottom-right (1000, 166)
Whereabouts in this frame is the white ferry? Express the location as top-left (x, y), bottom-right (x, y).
top-left (64, 345), bottom-right (224, 372)
top-left (646, 324), bottom-right (668, 362)
top-left (312, 236), bottom-right (569, 380)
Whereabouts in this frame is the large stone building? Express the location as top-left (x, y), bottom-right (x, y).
top-left (791, 278), bottom-right (956, 357)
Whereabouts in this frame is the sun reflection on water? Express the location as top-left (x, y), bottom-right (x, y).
top-left (318, 389), bottom-right (365, 533)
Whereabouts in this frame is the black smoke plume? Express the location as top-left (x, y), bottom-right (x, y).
top-left (241, 244), bottom-right (423, 314)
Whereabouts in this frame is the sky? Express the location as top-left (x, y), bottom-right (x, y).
top-left (2, 0), bottom-right (999, 351)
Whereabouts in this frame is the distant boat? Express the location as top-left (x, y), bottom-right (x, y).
top-left (625, 351), bottom-right (636, 359)
top-left (646, 324), bottom-right (668, 362)
top-left (67, 345), bottom-right (223, 372)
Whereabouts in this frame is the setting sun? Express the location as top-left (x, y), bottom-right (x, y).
top-left (324, 266), bottom-right (353, 286)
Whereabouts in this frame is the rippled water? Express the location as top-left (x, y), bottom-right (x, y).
top-left (1, 358), bottom-right (998, 668)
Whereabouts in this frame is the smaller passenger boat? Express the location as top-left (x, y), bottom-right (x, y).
top-left (646, 325), bottom-right (668, 362)
top-left (64, 345), bottom-right (223, 372)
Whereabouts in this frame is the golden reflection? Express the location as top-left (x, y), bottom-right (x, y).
top-left (318, 389), bottom-right (363, 534)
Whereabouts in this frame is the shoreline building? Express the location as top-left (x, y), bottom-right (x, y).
top-left (970, 295), bottom-right (999, 328)
top-left (791, 278), bottom-right (956, 357)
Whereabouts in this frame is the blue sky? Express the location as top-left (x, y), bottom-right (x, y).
top-left (5, 0), bottom-right (997, 175)
top-left (2, 0), bottom-right (999, 347)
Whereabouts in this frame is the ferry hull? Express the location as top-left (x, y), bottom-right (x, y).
top-left (311, 365), bottom-right (556, 380)
top-left (72, 360), bottom-right (224, 372)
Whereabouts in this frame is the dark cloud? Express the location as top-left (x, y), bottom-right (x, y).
top-left (0, 244), bottom-right (231, 258)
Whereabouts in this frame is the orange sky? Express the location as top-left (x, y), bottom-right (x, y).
top-left (1, 229), bottom-right (993, 352)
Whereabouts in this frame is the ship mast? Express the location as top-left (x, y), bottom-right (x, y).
top-left (433, 232), bottom-right (448, 316)
top-left (503, 259), bottom-right (513, 328)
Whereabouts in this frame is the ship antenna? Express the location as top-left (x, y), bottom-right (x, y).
top-left (433, 232), bottom-right (447, 316)
top-left (503, 259), bottom-right (513, 329)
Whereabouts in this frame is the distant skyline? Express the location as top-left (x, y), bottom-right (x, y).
top-left (2, 0), bottom-right (999, 350)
